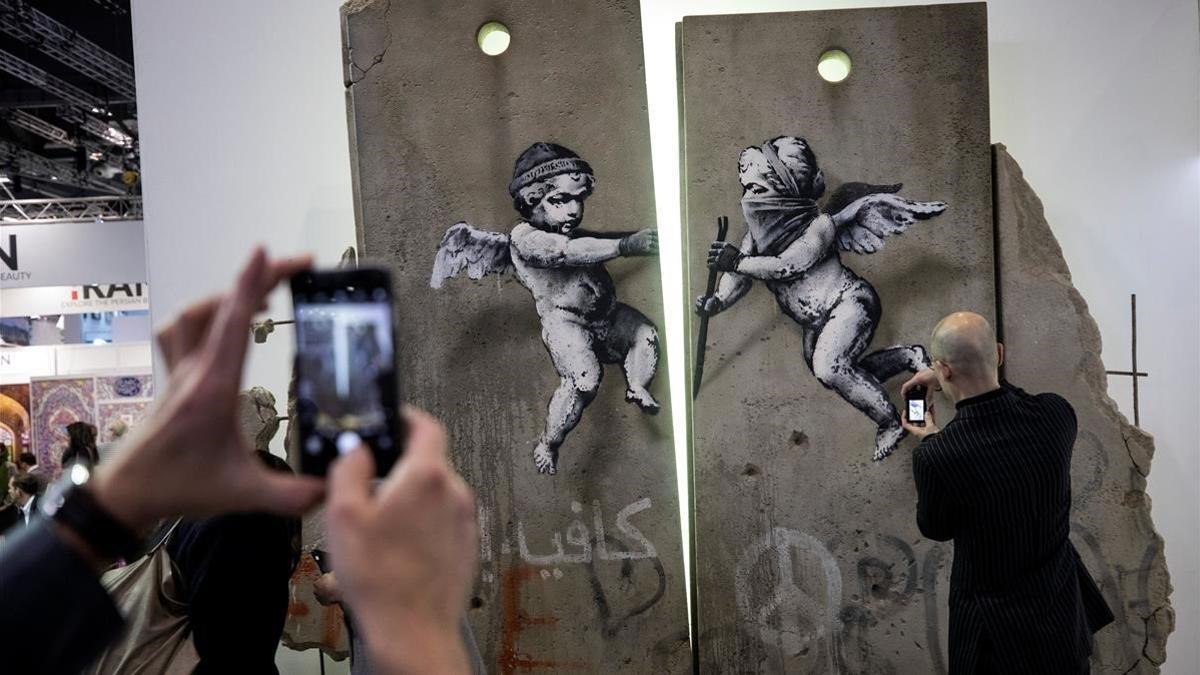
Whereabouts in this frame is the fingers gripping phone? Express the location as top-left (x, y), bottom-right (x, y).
top-left (906, 385), bottom-right (928, 427)
top-left (291, 268), bottom-right (404, 477)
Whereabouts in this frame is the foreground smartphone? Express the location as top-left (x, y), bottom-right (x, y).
top-left (291, 268), bottom-right (403, 477)
top-left (905, 385), bottom-right (928, 427)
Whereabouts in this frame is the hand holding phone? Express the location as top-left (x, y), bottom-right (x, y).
top-left (291, 268), bottom-right (404, 477)
top-left (905, 385), bottom-right (928, 427)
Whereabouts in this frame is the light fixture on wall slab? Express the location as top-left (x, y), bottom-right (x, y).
top-left (818, 49), bottom-right (852, 83)
top-left (477, 21), bottom-right (511, 56)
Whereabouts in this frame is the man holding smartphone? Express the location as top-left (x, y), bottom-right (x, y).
top-left (900, 311), bottom-right (1113, 674)
top-left (0, 250), bottom-right (480, 675)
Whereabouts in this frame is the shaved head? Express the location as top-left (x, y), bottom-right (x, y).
top-left (930, 312), bottom-right (999, 378)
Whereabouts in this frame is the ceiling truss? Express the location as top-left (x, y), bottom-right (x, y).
top-left (0, 0), bottom-right (135, 99)
top-left (0, 193), bottom-right (141, 223)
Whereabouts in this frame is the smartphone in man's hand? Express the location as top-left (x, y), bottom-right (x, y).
top-left (905, 385), bottom-right (928, 427)
top-left (291, 268), bottom-right (404, 477)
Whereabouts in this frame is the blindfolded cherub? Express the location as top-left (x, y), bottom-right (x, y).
top-left (698, 136), bottom-right (947, 460)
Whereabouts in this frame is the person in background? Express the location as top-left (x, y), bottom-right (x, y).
top-left (99, 419), bottom-right (130, 464)
top-left (16, 451), bottom-right (39, 476)
top-left (0, 474), bottom-right (25, 535)
top-left (163, 450), bottom-right (302, 674)
top-left (61, 421), bottom-right (100, 471)
top-left (900, 311), bottom-right (1113, 674)
top-left (0, 250), bottom-right (479, 675)
top-left (6, 473), bottom-right (40, 529)
top-left (0, 444), bottom-right (13, 502)
top-left (14, 451), bottom-right (48, 495)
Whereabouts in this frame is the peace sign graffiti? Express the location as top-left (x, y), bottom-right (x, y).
top-left (735, 527), bottom-right (843, 673)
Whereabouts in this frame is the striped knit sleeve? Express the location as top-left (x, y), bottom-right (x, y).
top-left (912, 440), bottom-right (956, 541)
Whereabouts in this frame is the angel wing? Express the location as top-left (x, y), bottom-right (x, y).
top-left (827, 182), bottom-right (947, 255)
top-left (429, 222), bottom-right (513, 289)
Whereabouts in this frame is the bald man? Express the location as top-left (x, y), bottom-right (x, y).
top-left (900, 312), bottom-right (1113, 674)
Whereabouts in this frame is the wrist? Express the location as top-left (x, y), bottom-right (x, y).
top-left (362, 613), bottom-right (467, 674)
top-left (90, 460), bottom-right (157, 532)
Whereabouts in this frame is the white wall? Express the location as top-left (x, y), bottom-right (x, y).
top-left (130, 0), bottom-right (358, 456)
top-left (131, 0), bottom-right (1199, 672)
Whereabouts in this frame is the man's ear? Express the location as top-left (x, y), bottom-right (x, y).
top-left (996, 343), bottom-right (1005, 368)
top-left (935, 359), bottom-right (952, 383)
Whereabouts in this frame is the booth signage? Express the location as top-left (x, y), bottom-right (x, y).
top-left (0, 220), bottom-right (146, 289)
top-left (0, 345), bottom-right (56, 380)
top-left (0, 283), bottom-right (150, 317)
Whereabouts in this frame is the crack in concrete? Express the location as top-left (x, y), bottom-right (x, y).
top-left (346, 0), bottom-right (392, 87)
top-left (1121, 430), bottom-right (1149, 478)
top-left (1142, 606), bottom-right (1168, 666)
top-left (1118, 606), bottom-right (1169, 674)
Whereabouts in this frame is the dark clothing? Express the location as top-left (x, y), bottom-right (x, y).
top-left (0, 452), bottom-right (299, 675)
top-left (0, 520), bottom-right (125, 674)
top-left (0, 503), bottom-right (18, 533)
top-left (62, 444), bottom-right (99, 469)
top-left (912, 382), bottom-right (1114, 673)
top-left (163, 453), bottom-right (301, 675)
top-left (1, 495), bottom-right (39, 533)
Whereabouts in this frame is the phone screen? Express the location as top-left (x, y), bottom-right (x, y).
top-left (906, 398), bottom-right (926, 423)
top-left (292, 269), bottom-right (402, 477)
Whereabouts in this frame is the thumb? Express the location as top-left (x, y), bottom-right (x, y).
top-left (328, 447), bottom-right (376, 525)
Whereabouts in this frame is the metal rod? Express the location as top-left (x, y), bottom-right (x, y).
top-left (1131, 294), bottom-right (1139, 427)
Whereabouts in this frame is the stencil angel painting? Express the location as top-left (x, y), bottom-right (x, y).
top-left (696, 136), bottom-right (947, 460)
top-left (431, 142), bottom-right (661, 475)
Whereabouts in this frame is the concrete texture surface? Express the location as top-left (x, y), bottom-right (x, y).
top-left (681, 4), bottom-right (993, 672)
top-left (342, 0), bottom-right (690, 672)
top-left (994, 145), bottom-right (1174, 673)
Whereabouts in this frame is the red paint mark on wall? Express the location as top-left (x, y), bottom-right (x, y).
top-left (497, 565), bottom-right (588, 674)
top-left (288, 602), bottom-right (311, 617)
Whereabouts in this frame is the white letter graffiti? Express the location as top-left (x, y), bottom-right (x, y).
top-left (502, 497), bottom-right (659, 567)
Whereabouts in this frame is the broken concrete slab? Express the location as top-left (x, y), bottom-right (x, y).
top-left (994, 144), bottom-right (1174, 674)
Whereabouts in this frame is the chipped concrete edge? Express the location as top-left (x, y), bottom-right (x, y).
top-left (995, 144), bottom-right (1175, 671)
top-left (339, 0), bottom-right (369, 253)
top-left (340, 0), bottom-right (392, 88)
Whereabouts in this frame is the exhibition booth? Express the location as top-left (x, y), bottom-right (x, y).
top-left (0, 218), bottom-right (152, 475)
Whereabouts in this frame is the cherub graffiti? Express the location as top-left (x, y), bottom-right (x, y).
top-left (431, 142), bottom-right (661, 475)
top-left (697, 136), bottom-right (947, 460)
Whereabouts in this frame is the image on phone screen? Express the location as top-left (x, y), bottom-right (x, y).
top-left (907, 398), bottom-right (926, 423)
top-left (292, 271), bottom-right (401, 477)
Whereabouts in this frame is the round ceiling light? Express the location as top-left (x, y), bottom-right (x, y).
top-left (817, 49), bottom-right (852, 83)
top-left (477, 21), bottom-right (511, 56)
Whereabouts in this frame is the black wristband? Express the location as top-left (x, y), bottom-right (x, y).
top-left (618, 234), bottom-right (634, 256)
top-left (47, 485), bottom-right (143, 562)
